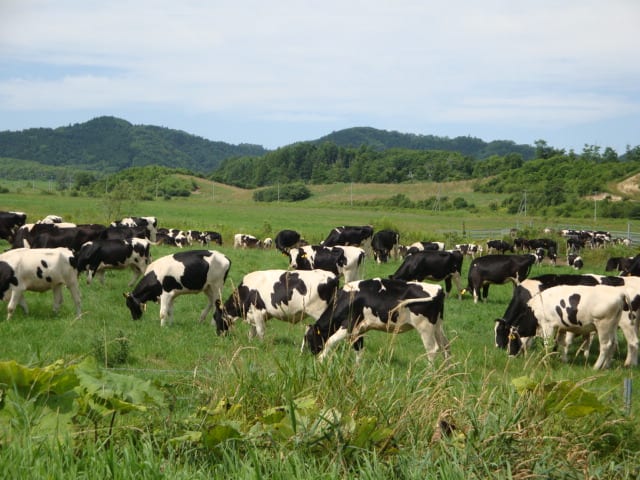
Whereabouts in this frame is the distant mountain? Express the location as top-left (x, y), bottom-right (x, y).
top-left (314, 127), bottom-right (536, 160)
top-left (0, 116), bottom-right (268, 174)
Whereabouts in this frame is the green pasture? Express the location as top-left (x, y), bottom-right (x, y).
top-left (0, 184), bottom-right (639, 478)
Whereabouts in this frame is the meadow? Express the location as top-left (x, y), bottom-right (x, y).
top-left (1, 179), bottom-right (639, 479)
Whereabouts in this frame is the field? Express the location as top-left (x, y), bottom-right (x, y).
top-left (1, 179), bottom-right (639, 479)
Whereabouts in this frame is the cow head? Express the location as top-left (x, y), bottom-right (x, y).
top-left (304, 324), bottom-right (326, 355)
top-left (213, 299), bottom-right (232, 335)
top-left (123, 292), bottom-right (146, 320)
top-left (494, 319), bottom-right (523, 356)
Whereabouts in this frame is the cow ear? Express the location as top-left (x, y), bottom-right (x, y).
top-left (141, 303), bottom-right (147, 312)
top-left (123, 292), bottom-right (130, 299)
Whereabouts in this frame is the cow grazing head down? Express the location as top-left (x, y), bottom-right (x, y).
top-left (123, 292), bottom-right (148, 320)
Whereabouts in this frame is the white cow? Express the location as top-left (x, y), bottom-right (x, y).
top-left (0, 247), bottom-right (82, 320)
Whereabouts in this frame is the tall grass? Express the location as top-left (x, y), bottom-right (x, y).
top-left (0, 185), bottom-right (639, 477)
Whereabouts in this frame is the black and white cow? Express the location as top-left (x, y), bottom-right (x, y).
top-left (454, 243), bottom-right (482, 259)
top-left (111, 216), bottom-right (158, 242)
top-left (304, 278), bottom-right (449, 362)
top-left (201, 231), bottom-right (223, 246)
top-left (371, 229), bottom-right (400, 263)
top-left (390, 250), bottom-right (464, 299)
top-left (567, 253), bottom-right (583, 270)
top-left (274, 229), bottom-right (302, 253)
top-left (233, 233), bottom-right (261, 249)
top-left (12, 223), bottom-right (106, 252)
top-left (464, 254), bottom-right (536, 303)
top-left (403, 241), bottom-right (445, 257)
top-left (494, 277), bottom-right (638, 369)
top-left (288, 245), bottom-right (365, 283)
top-left (76, 238), bottom-right (152, 286)
top-left (486, 240), bottom-right (514, 254)
top-left (605, 256), bottom-right (635, 274)
top-left (123, 250), bottom-right (231, 327)
top-left (213, 269), bottom-right (339, 338)
top-left (0, 211), bottom-right (27, 243)
top-left (0, 247), bottom-right (82, 320)
top-left (321, 225), bottom-right (374, 251)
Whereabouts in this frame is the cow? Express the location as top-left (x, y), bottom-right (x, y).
top-left (0, 247), bottom-right (82, 320)
top-left (37, 214), bottom-right (63, 224)
top-left (567, 253), bottom-right (583, 270)
top-left (111, 216), bottom-right (158, 242)
top-left (102, 224), bottom-right (151, 241)
top-left (303, 278), bottom-right (449, 362)
top-left (605, 256), bottom-right (635, 274)
top-left (454, 243), bottom-right (482, 259)
top-left (486, 240), bottom-right (514, 254)
top-left (321, 225), bottom-right (374, 251)
top-left (621, 254), bottom-right (640, 276)
top-left (201, 231), bottom-right (223, 246)
top-left (390, 250), bottom-right (463, 299)
top-left (464, 254), bottom-right (536, 303)
top-left (0, 211), bottom-right (27, 243)
top-left (513, 238), bottom-right (531, 253)
top-left (274, 229), bottom-right (302, 253)
top-left (213, 269), bottom-right (339, 339)
top-left (123, 250), bottom-right (231, 327)
top-left (12, 223), bottom-right (106, 252)
top-left (76, 238), bottom-right (152, 286)
top-left (287, 245), bottom-right (365, 283)
top-left (494, 280), bottom-right (637, 369)
top-left (371, 229), bottom-right (400, 263)
top-left (233, 233), bottom-right (261, 249)
top-left (262, 238), bottom-right (273, 248)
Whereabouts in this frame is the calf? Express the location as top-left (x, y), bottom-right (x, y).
top-left (233, 233), bottom-right (261, 249)
top-left (371, 229), bottom-right (400, 263)
top-left (214, 269), bottom-right (339, 338)
top-left (304, 278), bottom-right (449, 362)
top-left (486, 240), bottom-right (514, 254)
top-left (495, 281), bottom-right (636, 369)
top-left (274, 229), bottom-right (302, 253)
top-left (124, 250), bottom-right (231, 326)
top-left (0, 247), bottom-right (81, 320)
top-left (464, 254), bottom-right (536, 303)
top-left (390, 250), bottom-right (463, 299)
top-left (288, 245), bottom-right (365, 283)
top-left (77, 238), bottom-right (152, 286)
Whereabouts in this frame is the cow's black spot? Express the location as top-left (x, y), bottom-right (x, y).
top-left (41, 259), bottom-right (48, 269)
top-left (37, 266), bottom-right (44, 279)
top-left (46, 276), bottom-right (52, 283)
top-left (271, 271), bottom-right (307, 308)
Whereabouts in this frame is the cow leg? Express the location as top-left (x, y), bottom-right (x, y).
top-left (52, 285), bottom-right (64, 314)
top-left (247, 311), bottom-right (266, 340)
top-left (450, 272), bottom-right (462, 300)
top-left (159, 295), bottom-right (171, 327)
top-left (417, 323), bottom-right (446, 362)
top-left (67, 281), bottom-right (82, 318)
top-left (7, 289), bottom-right (26, 320)
top-left (618, 314), bottom-right (639, 367)
top-left (481, 284), bottom-right (490, 302)
top-left (128, 267), bottom-right (143, 287)
top-left (443, 277), bottom-right (452, 297)
top-left (317, 327), bottom-right (350, 362)
top-left (200, 286), bottom-right (218, 324)
top-left (592, 326), bottom-right (617, 370)
top-left (96, 269), bottom-right (106, 285)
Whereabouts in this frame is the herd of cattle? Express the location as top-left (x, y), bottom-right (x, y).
top-left (1, 210), bottom-right (639, 369)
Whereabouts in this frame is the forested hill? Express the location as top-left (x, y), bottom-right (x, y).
top-left (315, 127), bottom-right (536, 160)
top-left (0, 116), bottom-right (268, 174)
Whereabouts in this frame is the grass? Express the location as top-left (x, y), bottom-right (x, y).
top-left (0, 181), bottom-right (639, 478)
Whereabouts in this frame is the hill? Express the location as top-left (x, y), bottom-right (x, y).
top-left (315, 127), bottom-right (536, 160)
top-left (0, 116), bottom-right (268, 174)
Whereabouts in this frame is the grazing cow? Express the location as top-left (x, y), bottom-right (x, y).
top-left (566, 236), bottom-right (586, 252)
top-left (371, 229), bottom-right (400, 263)
top-left (464, 254), bottom-right (536, 303)
top-left (288, 245), bottom-right (365, 283)
top-left (304, 278), bottom-right (449, 362)
top-left (321, 225), bottom-right (374, 251)
top-left (621, 254), bottom-right (640, 276)
top-left (454, 243), bottom-right (482, 259)
top-left (513, 238), bottom-right (531, 253)
top-left (123, 250), bottom-right (231, 327)
top-left (406, 241), bottom-right (445, 255)
top-left (214, 269), bottom-right (339, 338)
top-left (486, 240), bottom-right (514, 254)
top-left (101, 224), bottom-right (150, 241)
top-left (111, 217), bottom-right (158, 242)
top-left (390, 250), bottom-right (464, 299)
top-left (494, 280), bottom-right (637, 369)
top-left (37, 215), bottom-right (63, 224)
top-left (201, 231), bottom-right (223, 246)
top-left (0, 247), bottom-right (81, 320)
top-left (12, 223), bottom-right (106, 252)
top-left (0, 211), bottom-right (27, 243)
top-left (233, 233), bottom-right (261, 249)
top-left (605, 256), bottom-right (635, 274)
top-left (567, 254), bottom-right (583, 270)
top-left (274, 229), bottom-right (302, 253)
top-left (262, 237), bottom-right (273, 248)
top-left (76, 238), bottom-right (152, 286)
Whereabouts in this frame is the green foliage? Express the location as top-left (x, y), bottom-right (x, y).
top-left (252, 183), bottom-right (311, 202)
top-left (92, 330), bottom-right (130, 368)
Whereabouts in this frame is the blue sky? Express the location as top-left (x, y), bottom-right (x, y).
top-left (1, 1), bottom-right (639, 154)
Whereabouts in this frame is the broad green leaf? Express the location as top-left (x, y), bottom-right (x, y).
top-left (511, 376), bottom-right (538, 394)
